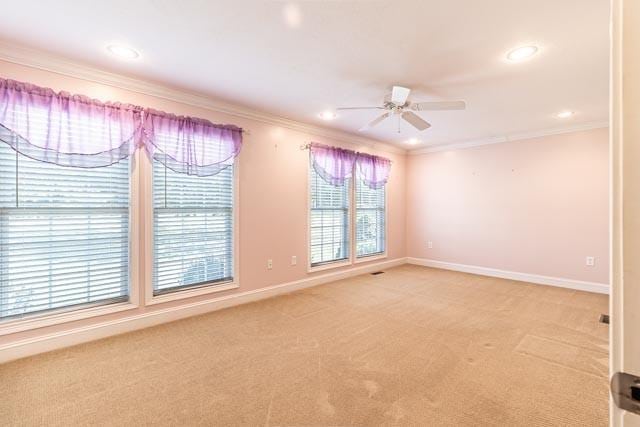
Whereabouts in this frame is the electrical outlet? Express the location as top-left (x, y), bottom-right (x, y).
top-left (586, 256), bottom-right (595, 267)
top-left (291, 255), bottom-right (297, 266)
top-left (267, 259), bottom-right (273, 270)
top-left (427, 241), bottom-right (433, 249)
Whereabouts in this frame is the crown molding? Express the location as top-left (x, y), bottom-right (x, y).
top-left (0, 41), bottom-right (406, 155)
top-left (0, 41), bottom-right (609, 158)
top-left (408, 120), bottom-right (609, 155)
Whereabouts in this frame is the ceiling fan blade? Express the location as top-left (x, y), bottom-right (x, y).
top-left (401, 111), bottom-right (431, 131)
top-left (359, 112), bottom-right (390, 131)
top-left (335, 106), bottom-right (384, 111)
top-left (391, 86), bottom-right (411, 105)
top-left (411, 101), bottom-right (466, 111)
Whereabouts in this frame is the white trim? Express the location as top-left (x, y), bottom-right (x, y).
top-left (307, 260), bottom-right (352, 273)
top-left (0, 41), bottom-right (404, 156)
top-left (408, 121), bottom-right (609, 155)
top-left (0, 257), bottom-right (406, 364)
top-left (0, 43), bottom-right (610, 156)
top-left (0, 42), bottom-right (611, 156)
top-left (354, 253), bottom-right (387, 264)
top-left (141, 147), bottom-right (153, 304)
top-left (128, 149), bottom-right (142, 307)
top-left (610, 2), bottom-right (623, 425)
top-left (147, 282), bottom-right (240, 306)
top-left (406, 257), bottom-right (610, 294)
top-left (0, 302), bottom-right (138, 336)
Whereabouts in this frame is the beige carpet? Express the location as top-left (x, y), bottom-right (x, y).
top-left (0, 265), bottom-right (609, 426)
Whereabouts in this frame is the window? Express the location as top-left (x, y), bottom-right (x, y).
top-left (0, 142), bottom-right (130, 320)
top-left (0, 78), bottom-right (243, 327)
top-left (152, 161), bottom-right (234, 295)
top-left (355, 177), bottom-right (385, 257)
top-left (309, 164), bottom-right (350, 266)
top-left (308, 145), bottom-right (389, 269)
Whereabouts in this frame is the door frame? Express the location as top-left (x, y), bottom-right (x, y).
top-left (610, 0), bottom-right (640, 425)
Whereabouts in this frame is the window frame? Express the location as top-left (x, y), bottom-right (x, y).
top-left (307, 156), bottom-right (387, 272)
top-left (142, 153), bottom-right (240, 306)
top-left (0, 142), bottom-right (241, 335)
top-left (353, 176), bottom-right (388, 264)
top-left (0, 149), bottom-right (143, 336)
top-left (307, 162), bottom-right (352, 272)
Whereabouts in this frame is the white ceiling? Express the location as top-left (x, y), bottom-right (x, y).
top-left (0, 0), bottom-right (609, 149)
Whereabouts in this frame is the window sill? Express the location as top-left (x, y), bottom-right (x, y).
top-left (146, 281), bottom-right (240, 306)
top-left (354, 253), bottom-right (387, 264)
top-left (0, 300), bottom-right (139, 336)
top-left (307, 259), bottom-right (352, 273)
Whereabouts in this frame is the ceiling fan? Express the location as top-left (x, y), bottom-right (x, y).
top-left (336, 86), bottom-right (466, 132)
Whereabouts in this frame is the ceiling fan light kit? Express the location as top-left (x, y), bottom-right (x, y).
top-left (336, 86), bottom-right (465, 133)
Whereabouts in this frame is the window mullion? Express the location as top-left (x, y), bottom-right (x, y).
top-left (14, 145), bottom-right (18, 208)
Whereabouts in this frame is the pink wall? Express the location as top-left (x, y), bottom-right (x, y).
top-left (0, 58), bottom-right (610, 354)
top-left (406, 128), bottom-right (609, 284)
top-left (0, 60), bottom-right (406, 344)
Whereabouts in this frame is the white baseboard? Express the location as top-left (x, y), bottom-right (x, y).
top-left (0, 257), bottom-right (406, 364)
top-left (407, 257), bottom-right (609, 295)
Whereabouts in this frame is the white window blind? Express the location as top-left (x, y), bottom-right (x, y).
top-left (153, 161), bottom-right (234, 295)
top-left (309, 164), bottom-right (350, 266)
top-left (0, 142), bottom-right (130, 320)
top-left (355, 178), bottom-right (385, 257)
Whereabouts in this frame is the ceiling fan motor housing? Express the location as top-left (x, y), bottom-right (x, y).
top-left (384, 101), bottom-right (407, 112)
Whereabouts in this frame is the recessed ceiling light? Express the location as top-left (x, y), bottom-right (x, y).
top-left (283, 3), bottom-right (303, 28)
top-left (407, 138), bottom-right (420, 145)
top-left (556, 110), bottom-right (574, 119)
top-left (106, 44), bottom-right (140, 59)
top-left (318, 111), bottom-right (336, 120)
top-left (506, 45), bottom-right (538, 62)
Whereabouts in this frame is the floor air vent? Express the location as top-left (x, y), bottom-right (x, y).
top-left (600, 314), bottom-right (610, 324)
top-left (370, 271), bottom-right (385, 275)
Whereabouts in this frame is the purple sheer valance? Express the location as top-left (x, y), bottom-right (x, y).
top-left (0, 78), bottom-right (243, 175)
top-left (143, 109), bottom-right (242, 176)
top-left (356, 152), bottom-right (392, 189)
top-left (309, 142), bottom-right (391, 189)
top-left (0, 78), bottom-right (142, 168)
top-left (309, 142), bottom-right (357, 186)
